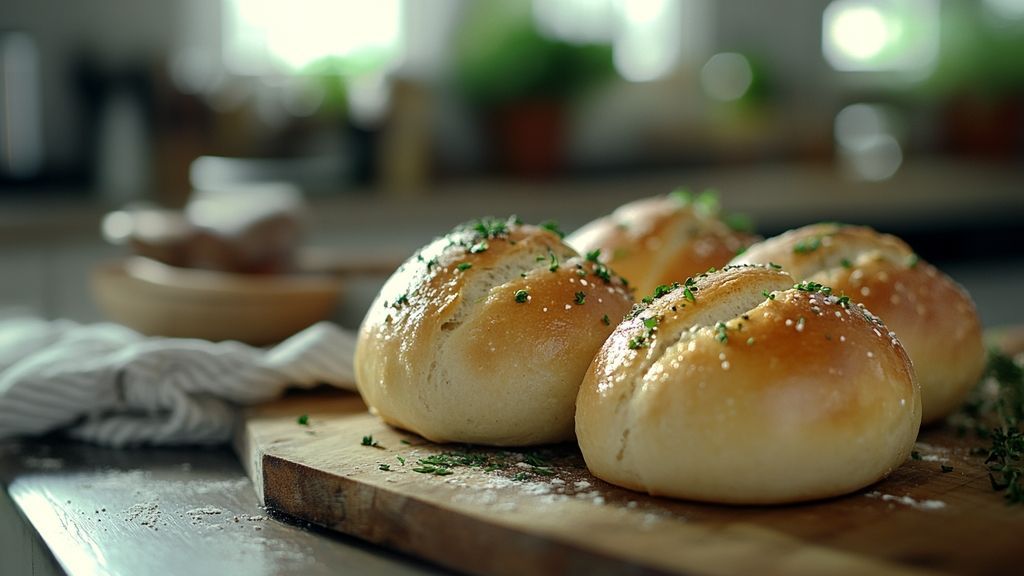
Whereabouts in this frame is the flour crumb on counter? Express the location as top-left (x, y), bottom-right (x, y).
top-left (123, 502), bottom-right (162, 527)
top-left (864, 491), bottom-right (947, 510)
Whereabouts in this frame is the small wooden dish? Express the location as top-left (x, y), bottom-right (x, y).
top-left (91, 256), bottom-right (342, 345)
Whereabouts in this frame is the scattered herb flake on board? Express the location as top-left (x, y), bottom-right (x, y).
top-left (515, 289), bottom-right (529, 303)
top-left (456, 262), bottom-right (472, 271)
top-left (941, 465), bottom-right (954, 473)
top-left (361, 435), bottom-right (381, 448)
top-left (951, 349), bottom-right (1024, 504)
top-left (574, 291), bottom-right (586, 305)
top-left (397, 456), bottom-right (406, 465)
top-left (297, 414), bottom-right (309, 426)
top-left (379, 464), bottom-right (391, 471)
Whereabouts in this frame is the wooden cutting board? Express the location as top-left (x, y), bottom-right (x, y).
top-left (235, 390), bottom-right (1023, 576)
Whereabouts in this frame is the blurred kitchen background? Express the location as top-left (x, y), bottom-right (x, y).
top-left (0, 0), bottom-right (1022, 331)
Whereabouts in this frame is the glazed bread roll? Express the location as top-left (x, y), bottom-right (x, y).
top-left (732, 223), bottom-right (985, 424)
top-left (576, 265), bottom-right (921, 504)
top-left (355, 217), bottom-right (633, 446)
top-left (566, 191), bottom-right (756, 299)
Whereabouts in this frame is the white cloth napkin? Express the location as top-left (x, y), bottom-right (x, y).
top-left (0, 317), bottom-right (358, 447)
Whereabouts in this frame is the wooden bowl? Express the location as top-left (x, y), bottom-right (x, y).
top-left (91, 256), bottom-right (342, 345)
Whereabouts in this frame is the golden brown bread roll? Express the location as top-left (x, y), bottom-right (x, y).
top-left (731, 223), bottom-right (985, 424)
top-left (355, 217), bottom-right (633, 446)
top-left (575, 265), bottom-right (921, 504)
top-left (566, 191), bottom-right (757, 299)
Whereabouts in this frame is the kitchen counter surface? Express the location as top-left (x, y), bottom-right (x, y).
top-left (0, 439), bottom-right (445, 576)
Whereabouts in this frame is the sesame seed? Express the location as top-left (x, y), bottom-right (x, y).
top-left (785, 319), bottom-right (793, 326)
top-left (542, 307), bottom-right (548, 312)
top-left (873, 328), bottom-right (882, 337)
top-left (580, 279), bottom-right (589, 286)
top-left (840, 335), bottom-right (846, 342)
top-left (721, 361), bottom-right (731, 370)
top-left (835, 311), bottom-right (842, 318)
top-left (719, 352), bottom-right (727, 361)
top-left (861, 286), bottom-right (871, 296)
top-left (564, 304), bottom-right (572, 310)
top-left (867, 351), bottom-right (874, 358)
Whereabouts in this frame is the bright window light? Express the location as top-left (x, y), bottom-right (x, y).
top-left (822, 0), bottom-right (939, 77)
top-left (223, 0), bottom-right (403, 74)
top-left (829, 5), bottom-right (890, 60)
top-left (614, 0), bottom-right (682, 82)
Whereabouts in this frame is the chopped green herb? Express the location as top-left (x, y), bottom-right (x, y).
top-left (746, 337), bottom-right (755, 346)
top-left (762, 290), bottom-right (776, 300)
top-left (683, 286), bottom-right (696, 303)
top-left (654, 283), bottom-right (679, 298)
top-left (456, 262), bottom-right (472, 271)
top-left (400, 439), bottom-right (411, 445)
top-left (794, 281), bottom-right (831, 294)
top-left (840, 258), bottom-right (852, 269)
top-left (592, 262), bottom-right (612, 283)
top-left (514, 289), bottom-right (529, 303)
top-left (574, 291), bottom-right (586, 305)
top-left (724, 213), bottom-right (755, 233)
top-left (768, 262), bottom-right (783, 270)
top-left (297, 414), bottom-right (309, 426)
top-left (540, 220), bottom-right (565, 239)
top-left (379, 464), bottom-right (391, 471)
top-left (469, 240), bottom-right (489, 254)
top-left (602, 314), bottom-right (610, 326)
top-left (586, 249), bottom-right (601, 263)
top-left (907, 253), bottom-right (920, 268)
top-left (397, 456), bottom-right (406, 465)
top-left (393, 293), bottom-right (409, 307)
top-left (426, 258), bottom-right (438, 271)
top-left (361, 435), bottom-right (380, 448)
top-left (715, 322), bottom-right (728, 344)
top-left (793, 236), bottom-right (822, 254)
top-left (941, 464), bottom-right (954, 473)
top-left (911, 451), bottom-right (921, 460)
top-left (512, 472), bottom-right (530, 481)
top-left (837, 295), bottom-right (851, 308)
top-left (548, 251), bottom-right (559, 272)
top-left (669, 188), bottom-right (693, 205)
top-left (735, 246), bottom-right (747, 257)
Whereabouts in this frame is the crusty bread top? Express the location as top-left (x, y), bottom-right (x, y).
top-left (567, 192), bottom-right (756, 299)
top-left (355, 216), bottom-right (634, 444)
top-left (576, 264), bottom-right (921, 503)
top-left (732, 223), bottom-right (985, 423)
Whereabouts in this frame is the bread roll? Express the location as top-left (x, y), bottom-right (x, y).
top-left (575, 265), bottom-right (921, 504)
top-left (732, 223), bottom-right (985, 424)
top-left (566, 191), bottom-right (756, 299)
top-left (355, 217), bottom-right (633, 446)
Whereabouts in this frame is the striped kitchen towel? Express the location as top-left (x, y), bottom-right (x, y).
top-left (0, 317), bottom-right (357, 447)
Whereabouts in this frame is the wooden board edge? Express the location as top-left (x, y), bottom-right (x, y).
top-left (261, 451), bottom-right (675, 576)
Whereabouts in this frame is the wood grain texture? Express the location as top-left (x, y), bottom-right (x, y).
top-left (238, 390), bottom-right (1024, 576)
top-left (0, 439), bottom-right (442, 576)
